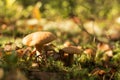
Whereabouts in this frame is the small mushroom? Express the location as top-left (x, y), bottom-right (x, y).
top-left (60, 46), bottom-right (81, 66)
top-left (84, 48), bottom-right (94, 57)
top-left (22, 31), bottom-right (56, 53)
top-left (97, 43), bottom-right (113, 65)
top-left (97, 43), bottom-right (111, 52)
top-left (63, 41), bottom-right (72, 47)
top-left (102, 50), bottom-right (113, 62)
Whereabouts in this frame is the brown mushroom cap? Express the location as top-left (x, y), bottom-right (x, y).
top-left (97, 43), bottom-right (110, 52)
top-left (62, 46), bottom-right (81, 54)
top-left (22, 31), bottom-right (56, 46)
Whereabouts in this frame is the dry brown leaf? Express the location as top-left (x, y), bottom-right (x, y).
top-left (32, 3), bottom-right (41, 20)
top-left (28, 25), bottom-right (34, 29)
top-left (4, 44), bottom-right (13, 52)
top-left (1, 24), bottom-right (7, 30)
top-left (37, 25), bottom-right (43, 31)
top-left (98, 70), bottom-right (106, 75)
top-left (16, 49), bottom-right (24, 57)
top-left (72, 17), bottom-right (81, 24)
top-left (91, 68), bottom-right (106, 76)
top-left (0, 49), bottom-right (3, 58)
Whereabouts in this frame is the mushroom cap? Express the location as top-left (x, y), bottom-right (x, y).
top-left (84, 48), bottom-right (94, 56)
top-left (97, 43), bottom-right (110, 51)
top-left (22, 31), bottom-right (56, 46)
top-left (62, 46), bottom-right (81, 54)
top-left (105, 50), bottom-right (113, 57)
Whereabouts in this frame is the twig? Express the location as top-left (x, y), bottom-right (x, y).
top-left (103, 75), bottom-right (105, 80)
top-left (109, 72), bottom-right (115, 80)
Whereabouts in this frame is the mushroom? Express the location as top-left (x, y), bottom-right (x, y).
top-left (22, 31), bottom-right (56, 53)
top-left (63, 41), bottom-right (72, 47)
top-left (84, 48), bottom-right (94, 57)
top-left (97, 43), bottom-right (113, 63)
top-left (60, 46), bottom-right (81, 66)
top-left (97, 43), bottom-right (111, 52)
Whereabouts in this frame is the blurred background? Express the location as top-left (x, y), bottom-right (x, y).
top-left (0, 0), bottom-right (120, 45)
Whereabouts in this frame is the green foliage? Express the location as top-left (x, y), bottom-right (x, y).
top-left (44, 58), bottom-right (65, 72)
top-left (0, 50), bottom-right (18, 70)
top-left (40, 0), bottom-right (120, 19)
top-left (18, 0), bottom-right (38, 7)
top-left (1, 0), bottom-right (120, 22)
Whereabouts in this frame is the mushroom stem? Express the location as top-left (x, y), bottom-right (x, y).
top-left (59, 50), bottom-right (68, 66)
top-left (59, 50), bottom-right (74, 66)
top-left (68, 54), bottom-right (74, 66)
top-left (35, 45), bottom-right (43, 53)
